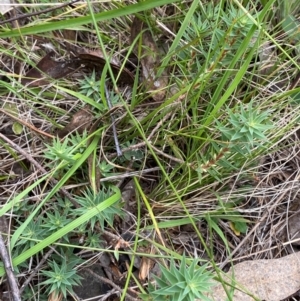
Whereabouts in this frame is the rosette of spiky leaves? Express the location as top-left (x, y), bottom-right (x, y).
top-left (44, 137), bottom-right (75, 164)
top-left (42, 211), bottom-right (71, 242)
top-left (44, 136), bottom-right (86, 173)
top-left (79, 70), bottom-right (101, 102)
top-left (41, 258), bottom-right (82, 298)
top-left (217, 101), bottom-right (274, 154)
top-left (15, 219), bottom-right (47, 250)
top-left (142, 256), bottom-right (214, 301)
top-left (74, 187), bottom-right (123, 230)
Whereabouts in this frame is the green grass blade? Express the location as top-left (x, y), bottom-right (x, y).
top-left (54, 85), bottom-right (104, 111)
top-left (145, 217), bottom-right (201, 229)
top-left (0, 0), bottom-right (181, 38)
top-left (160, 0), bottom-right (200, 74)
top-left (0, 187), bottom-right (121, 277)
top-left (0, 174), bottom-right (48, 217)
top-left (9, 132), bottom-right (102, 250)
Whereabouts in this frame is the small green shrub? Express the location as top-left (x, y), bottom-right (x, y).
top-left (79, 70), bottom-right (101, 102)
top-left (74, 187), bottom-right (124, 230)
top-left (41, 258), bottom-right (82, 298)
top-left (141, 255), bottom-right (215, 301)
top-left (216, 101), bottom-right (274, 154)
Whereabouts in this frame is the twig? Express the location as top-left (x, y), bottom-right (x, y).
top-left (146, 109), bottom-right (174, 142)
top-left (0, 109), bottom-right (55, 139)
top-left (0, 0), bottom-right (80, 25)
top-left (0, 234), bottom-right (21, 301)
top-left (219, 187), bottom-right (289, 269)
top-left (106, 141), bottom-right (146, 160)
top-left (150, 145), bottom-right (186, 164)
top-left (0, 133), bottom-right (79, 208)
top-left (289, 71), bottom-right (300, 90)
top-left (107, 107), bottom-right (176, 160)
top-left (86, 268), bottom-right (139, 301)
top-left (105, 84), bottom-right (122, 156)
top-left (99, 167), bottom-right (159, 183)
top-left (19, 247), bottom-right (55, 294)
top-left (97, 288), bottom-right (119, 301)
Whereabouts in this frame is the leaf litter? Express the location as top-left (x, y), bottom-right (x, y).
top-left (0, 2), bottom-right (300, 301)
top-left (56, 106), bottom-right (93, 138)
top-left (21, 50), bottom-right (135, 87)
top-left (131, 15), bottom-right (169, 101)
top-left (21, 51), bottom-right (78, 87)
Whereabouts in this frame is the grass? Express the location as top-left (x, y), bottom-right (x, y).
top-left (0, 0), bottom-right (300, 300)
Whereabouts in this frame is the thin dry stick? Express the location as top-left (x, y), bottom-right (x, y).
top-left (97, 288), bottom-right (119, 301)
top-left (0, 234), bottom-right (21, 301)
top-left (0, 109), bottom-right (55, 139)
top-left (106, 140), bottom-right (146, 160)
top-left (99, 167), bottom-right (160, 182)
top-left (86, 268), bottom-right (139, 301)
top-left (150, 145), bottom-right (185, 164)
top-left (107, 107), bottom-right (176, 160)
top-left (19, 247), bottom-right (55, 295)
top-left (0, 0), bottom-right (80, 25)
top-left (0, 133), bottom-right (79, 208)
top-left (105, 84), bottom-right (122, 156)
top-left (219, 186), bottom-right (289, 269)
top-left (289, 71), bottom-right (300, 90)
top-left (146, 109), bottom-right (174, 142)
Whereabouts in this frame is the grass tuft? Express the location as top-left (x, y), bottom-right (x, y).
top-left (0, 0), bottom-right (299, 300)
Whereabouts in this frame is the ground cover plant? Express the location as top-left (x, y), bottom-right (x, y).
top-left (0, 0), bottom-right (299, 300)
